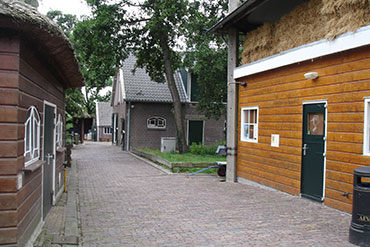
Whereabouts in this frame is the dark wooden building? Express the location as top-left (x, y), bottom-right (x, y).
top-left (0, 1), bottom-right (84, 246)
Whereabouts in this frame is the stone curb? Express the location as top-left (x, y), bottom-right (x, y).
top-left (62, 159), bottom-right (80, 245)
top-left (129, 151), bottom-right (173, 175)
top-left (33, 159), bottom-right (81, 247)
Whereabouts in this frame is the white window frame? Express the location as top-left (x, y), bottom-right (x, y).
top-left (103, 127), bottom-right (112, 134)
top-left (240, 106), bottom-right (259, 143)
top-left (147, 116), bottom-right (166, 129)
top-left (363, 98), bottom-right (370, 156)
top-left (56, 114), bottom-right (63, 148)
top-left (24, 106), bottom-right (41, 166)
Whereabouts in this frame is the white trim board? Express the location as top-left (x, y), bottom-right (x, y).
top-left (234, 25), bottom-right (370, 79)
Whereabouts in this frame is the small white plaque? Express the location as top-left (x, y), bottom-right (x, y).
top-left (271, 134), bottom-right (279, 147)
top-left (17, 173), bottom-right (23, 190)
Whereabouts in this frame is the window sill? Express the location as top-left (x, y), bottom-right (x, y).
top-left (240, 139), bottom-right (258, 143)
top-left (23, 160), bottom-right (46, 173)
top-left (57, 147), bottom-right (66, 153)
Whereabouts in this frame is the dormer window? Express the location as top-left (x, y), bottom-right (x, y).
top-left (147, 117), bottom-right (166, 129)
top-left (24, 106), bottom-right (41, 166)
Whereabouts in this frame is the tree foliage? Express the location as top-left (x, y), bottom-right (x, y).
top-left (84, 0), bottom-right (227, 152)
top-left (23, 0), bottom-right (38, 8)
top-left (46, 10), bottom-right (77, 38)
top-left (47, 7), bottom-right (122, 117)
top-left (72, 4), bottom-right (128, 115)
top-left (183, 1), bottom-right (228, 120)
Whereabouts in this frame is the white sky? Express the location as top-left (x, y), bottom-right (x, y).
top-left (38, 0), bottom-right (91, 17)
top-left (38, 0), bottom-right (113, 98)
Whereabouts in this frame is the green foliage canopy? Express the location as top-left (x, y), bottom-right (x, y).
top-left (84, 0), bottom-right (227, 152)
top-left (47, 7), bottom-right (123, 117)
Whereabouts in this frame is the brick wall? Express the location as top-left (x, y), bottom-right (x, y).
top-left (128, 102), bottom-right (226, 150)
top-left (130, 102), bottom-right (177, 149)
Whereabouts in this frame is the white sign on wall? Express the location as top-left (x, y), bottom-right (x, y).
top-left (271, 134), bottom-right (279, 147)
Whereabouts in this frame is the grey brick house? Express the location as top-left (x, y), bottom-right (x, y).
top-left (95, 102), bottom-right (112, 142)
top-left (110, 54), bottom-right (225, 150)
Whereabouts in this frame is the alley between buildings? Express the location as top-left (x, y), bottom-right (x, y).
top-left (72, 142), bottom-right (354, 247)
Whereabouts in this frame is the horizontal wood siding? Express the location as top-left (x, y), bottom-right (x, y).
top-left (14, 40), bottom-right (66, 245)
top-left (0, 36), bottom-right (20, 246)
top-left (238, 45), bottom-right (370, 213)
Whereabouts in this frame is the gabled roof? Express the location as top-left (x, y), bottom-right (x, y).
top-left (118, 54), bottom-right (187, 103)
top-left (96, 102), bottom-right (112, 126)
top-left (0, 0), bottom-right (84, 88)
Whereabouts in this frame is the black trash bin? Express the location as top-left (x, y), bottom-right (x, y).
top-left (349, 166), bottom-right (370, 246)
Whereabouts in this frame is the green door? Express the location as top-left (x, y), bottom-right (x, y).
top-left (188, 120), bottom-right (203, 145)
top-left (301, 103), bottom-right (326, 201)
top-left (43, 104), bottom-right (55, 219)
top-left (111, 114), bottom-right (114, 144)
top-left (121, 118), bottom-right (125, 150)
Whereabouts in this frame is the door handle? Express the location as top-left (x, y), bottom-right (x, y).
top-left (46, 153), bottom-right (54, 165)
top-left (302, 144), bottom-right (308, 156)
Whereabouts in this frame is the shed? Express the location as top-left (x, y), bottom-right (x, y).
top-left (211, 0), bottom-right (370, 212)
top-left (96, 102), bottom-right (112, 142)
top-left (0, 1), bottom-right (84, 246)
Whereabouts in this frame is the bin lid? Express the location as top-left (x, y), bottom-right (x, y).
top-left (354, 166), bottom-right (370, 176)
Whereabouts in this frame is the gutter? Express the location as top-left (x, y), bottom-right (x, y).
top-left (207, 0), bottom-right (261, 34)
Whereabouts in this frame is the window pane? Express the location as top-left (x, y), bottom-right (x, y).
top-left (307, 113), bottom-right (324, 135)
top-left (252, 110), bottom-right (257, 123)
top-left (249, 125), bottom-right (254, 139)
top-left (244, 124), bottom-right (249, 139)
top-left (25, 122), bottom-right (30, 152)
top-left (30, 119), bottom-right (34, 152)
top-left (25, 152), bottom-right (30, 162)
top-left (244, 110), bottom-right (249, 124)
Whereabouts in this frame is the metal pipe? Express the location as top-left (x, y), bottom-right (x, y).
top-left (126, 102), bottom-right (131, 151)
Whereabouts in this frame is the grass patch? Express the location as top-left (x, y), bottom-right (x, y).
top-left (138, 148), bottom-right (226, 174)
top-left (174, 167), bottom-right (218, 174)
top-left (139, 148), bottom-right (226, 163)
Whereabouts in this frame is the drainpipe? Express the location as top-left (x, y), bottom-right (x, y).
top-left (126, 102), bottom-right (131, 151)
top-left (226, 0), bottom-right (240, 183)
top-left (96, 103), bottom-right (100, 141)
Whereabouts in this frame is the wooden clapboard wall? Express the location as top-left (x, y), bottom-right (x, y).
top-left (237, 45), bottom-right (370, 213)
top-left (0, 35), bottom-right (67, 246)
top-left (0, 36), bottom-right (23, 246)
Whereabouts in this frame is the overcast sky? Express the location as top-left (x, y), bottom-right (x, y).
top-left (38, 0), bottom-right (91, 17)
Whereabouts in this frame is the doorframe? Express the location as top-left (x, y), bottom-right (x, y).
top-left (43, 101), bottom-right (57, 211)
top-left (187, 119), bottom-right (205, 145)
top-left (301, 100), bottom-right (327, 201)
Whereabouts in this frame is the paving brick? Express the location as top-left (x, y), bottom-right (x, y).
top-left (72, 142), bottom-right (356, 247)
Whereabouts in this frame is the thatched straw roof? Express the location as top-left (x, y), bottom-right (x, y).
top-left (0, 0), bottom-right (84, 88)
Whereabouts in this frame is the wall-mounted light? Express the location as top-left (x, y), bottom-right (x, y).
top-left (228, 81), bottom-right (247, 87)
top-left (304, 72), bottom-right (319, 80)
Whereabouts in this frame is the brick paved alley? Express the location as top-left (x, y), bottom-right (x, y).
top-left (72, 142), bottom-right (355, 247)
